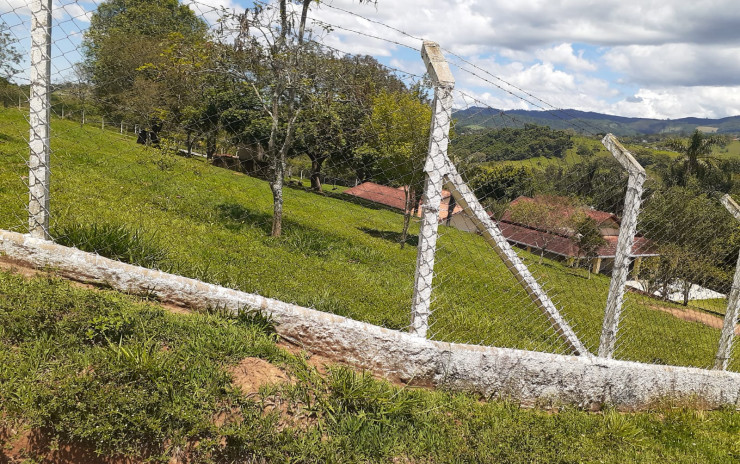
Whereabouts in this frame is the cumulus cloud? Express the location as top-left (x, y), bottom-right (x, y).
top-left (605, 43), bottom-right (740, 87)
top-left (610, 86), bottom-right (740, 119)
top-left (3, 0), bottom-right (739, 118)
top-left (535, 43), bottom-right (596, 72)
top-left (311, 0), bottom-right (740, 118)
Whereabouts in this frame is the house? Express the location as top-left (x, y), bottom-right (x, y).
top-left (344, 182), bottom-right (462, 221)
top-left (447, 196), bottom-right (657, 275)
top-left (211, 145), bottom-right (270, 177)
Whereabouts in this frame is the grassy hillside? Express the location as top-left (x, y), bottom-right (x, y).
top-left (0, 108), bottom-right (734, 371)
top-left (454, 107), bottom-right (740, 135)
top-left (2, 270), bottom-right (738, 463)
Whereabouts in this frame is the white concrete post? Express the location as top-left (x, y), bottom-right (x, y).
top-left (443, 164), bottom-right (589, 355)
top-left (120, 121), bottom-right (124, 134)
top-left (598, 134), bottom-right (647, 359)
top-left (410, 42), bottom-right (455, 338)
top-left (715, 194), bottom-right (740, 370)
top-left (28, 0), bottom-right (52, 240)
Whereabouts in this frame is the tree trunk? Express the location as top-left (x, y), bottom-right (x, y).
top-left (270, 158), bottom-right (285, 237)
top-left (682, 281), bottom-right (691, 306)
top-left (310, 156), bottom-right (324, 192)
top-left (445, 194), bottom-right (456, 226)
top-left (186, 131), bottom-right (193, 157)
top-left (206, 132), bottom-right (216, 160)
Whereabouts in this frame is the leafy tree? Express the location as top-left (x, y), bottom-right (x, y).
top-left (0, 23), bottom-right (22, 108)
top-left (295, 53), bottom-right (406, 191)
top-left (83, 0), bottom-right (208, 122)
top-left (667, 130), bottom-right (716, 181)
top-left (662, 130), bottom-right (731, 193)
top-left (639, 186), bottom-right (739, 304)
top-left (555, 157), bottom-right (628, 215)
top-left (451, 124), bottom-right (573, 162)
top-left (0, 23), bottom-right (20, 80)
top-left (469, 165), bottom-right (534, 205)
top-left (361, 89), bottom-right (432, 247)
top-left (508, 195), bottom-right (578, 264)
top-left (572, 214), bottom-right (606, 279)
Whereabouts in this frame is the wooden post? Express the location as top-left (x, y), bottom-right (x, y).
top-left (715, 194), bottom-right (740, 370)
top-left (410, 41), bottom-right (455, 338)
top-left (598, 134), bottom-right (647, 359)
top-left (28, 0), bottom-right (52, 240)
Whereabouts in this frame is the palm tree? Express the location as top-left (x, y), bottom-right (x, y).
top-left (667, 129), bottom-right (716, 185)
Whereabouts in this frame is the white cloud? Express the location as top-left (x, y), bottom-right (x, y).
top-left (3, 0), bottom-right (739, 118)
top-left (535, 43), bottom-right (596, 73)
top-left (610, 86), bottom-right (740, 119)
top-left (605, 43), bottom-right (740, 87)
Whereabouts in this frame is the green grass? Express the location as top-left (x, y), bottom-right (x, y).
top-left (0, 107), bottom-right (735, 371)
top-left (714, 140), bottom-right (740, 159)
top-left (1, 270), bottom-right (739, 463)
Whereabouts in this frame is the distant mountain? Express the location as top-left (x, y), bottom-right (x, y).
top-left (453, 107), bottom-right (740, 136)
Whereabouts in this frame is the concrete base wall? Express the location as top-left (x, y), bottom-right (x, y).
top-left (2, 229), bottom-right (739, 410)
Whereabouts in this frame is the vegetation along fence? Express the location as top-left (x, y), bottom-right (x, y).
top-left (2, 0), bottom-right (740, 391)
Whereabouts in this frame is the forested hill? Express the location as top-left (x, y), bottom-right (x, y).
top-left (454, 107), bottom-right (740, 136)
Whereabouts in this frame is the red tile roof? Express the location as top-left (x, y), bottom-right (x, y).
top-left (498, 220), bottom-right (657, 258)
top-left (344, 182), bottom-right (462, 220)
top-left (502, 196), bottom-right (620, 231)
top-left (344, 182), bottom-right (408, 211)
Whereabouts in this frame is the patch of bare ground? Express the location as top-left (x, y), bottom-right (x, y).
top-left (225, 357), bottom-right (319, 431)
top-left (0, 256), bottom-right (46, 279)
top-left (278, 341), bottom-right (335, 375)
top-left (0, 427), bottom-right (139, 464)
top-left (647, 303), bottom-right (740, 335)
top-left (277, 340), bottom-right (416, 388)
top-left (228, 357), bottom-right (291, 396)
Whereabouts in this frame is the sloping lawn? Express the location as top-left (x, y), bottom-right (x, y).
top-left (0, 108), bottom-right (733, 370)
top-left (1, 270), bottom-right (739, 463)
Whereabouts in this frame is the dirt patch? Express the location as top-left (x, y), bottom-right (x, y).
top-left (227, 357), bottom-right (290, 395)
top-left (648, 304), bottom-right (740, 335)
top-left (279, 341), bottom-right (335, 375)
top-left (0, 256), bottom-right (45, 279)
top-left (0, 428), bottom-right (139, 464)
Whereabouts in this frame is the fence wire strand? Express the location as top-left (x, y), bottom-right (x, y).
top-left (1, 0), bottom-right (738, 373)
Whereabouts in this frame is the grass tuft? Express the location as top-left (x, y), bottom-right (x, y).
top-left (53, 222), bottom-right (167, 268)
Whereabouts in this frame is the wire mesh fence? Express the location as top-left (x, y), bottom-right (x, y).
top-left (1, 0), bottom-right (739, 374)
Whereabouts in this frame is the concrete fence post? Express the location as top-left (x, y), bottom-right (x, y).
top-left (28, 0), bottom-right (52, 240)
top-left (443, 163), bottom-right (589, 355)
top-left (715, 194), bottom-right (740, 370)
top-left (410, 41), bottom-right (455, 338)
top-left (598, 134), bottom-right (646, 359)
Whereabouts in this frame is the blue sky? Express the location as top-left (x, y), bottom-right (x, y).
top-left (3, 0), bottom-right (740, 119)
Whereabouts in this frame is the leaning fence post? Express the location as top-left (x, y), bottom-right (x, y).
top-left (409, 41), bottom-right (455, 338)
top-left (28, 0), bottom-right (53, 240)
top-left (598, 134), bottom-right (646, 358)
top-left (714, 194), bottom-right (740, 370)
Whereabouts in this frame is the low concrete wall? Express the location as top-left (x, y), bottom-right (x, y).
top-left (2, 229), bottom-right (739, 409)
